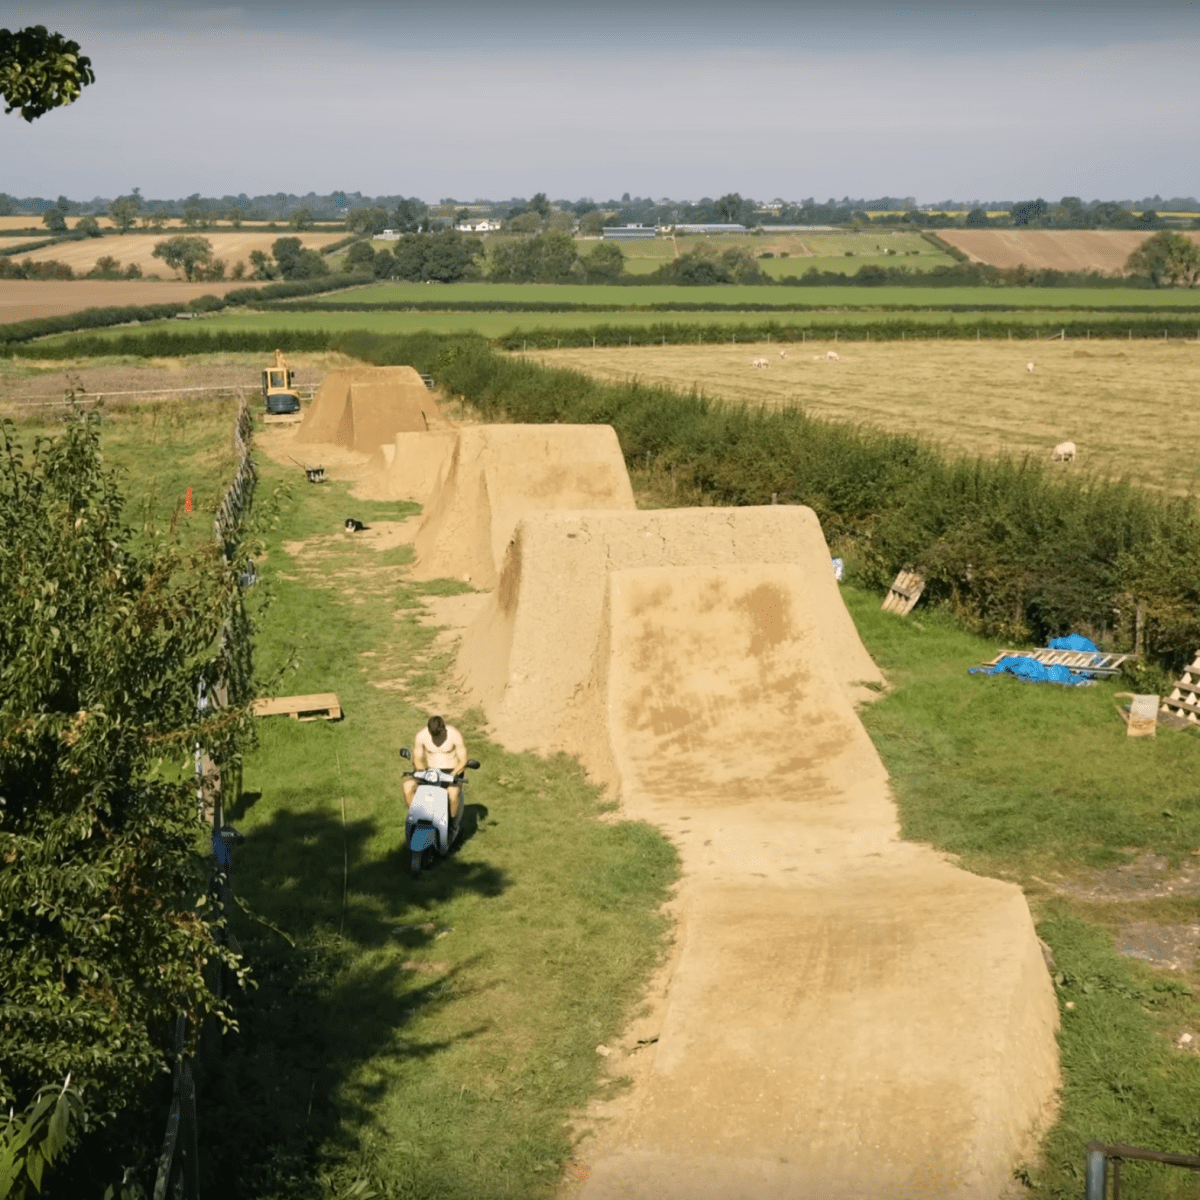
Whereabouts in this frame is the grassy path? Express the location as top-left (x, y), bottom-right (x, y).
top-left (210, 458), bottom-right (677, 1198)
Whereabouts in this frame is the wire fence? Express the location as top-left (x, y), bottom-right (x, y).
top-left (0, 384), bottom-right (317, 411)
top-left (157, 393), bottom-right (258, 1200)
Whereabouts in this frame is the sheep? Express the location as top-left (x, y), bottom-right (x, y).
top-left (778, 350), bottom-right (787, 360)
top-left (811, 354), bottom-right (824, 362)
top-left (750, 356), bottom-right (769, 369)
top-left (1051, 441), bottom-right (1076, 462)
top-left (1026, 362), bottom-right (1035, 373)
top-left (826, 350), bottom-right (841, 361)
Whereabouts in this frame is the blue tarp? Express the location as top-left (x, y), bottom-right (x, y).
top-left (970, 654), bottom-right (1094, 687)
top-left (1049, 633), bottom-right (1099, 652)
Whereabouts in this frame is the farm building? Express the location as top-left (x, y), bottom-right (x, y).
top-left (670, 223), bottom-right (749, 234)
top-left (455, 219), bottom-right (502, 232)
top-left (602, 224), bottom-right (658, 239)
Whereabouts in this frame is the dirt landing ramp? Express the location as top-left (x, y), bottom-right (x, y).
top-left (296, 366), bottom-right (448, 452)
top-left (572, 566), bottom-right (1058, 1200)
top-left (456, 522), bottom-right (1058, 1198)
top-left (410, 425), bottom-right (634, 589)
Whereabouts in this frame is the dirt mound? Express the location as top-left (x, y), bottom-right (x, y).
top-left (296, 367), bottom-right (448, 452)
top-left (457, 506), bottom-right (879, 780)
top-left (455, 512), bottom-right (1060, 1198)
top-left (358, 429), bottom-right (460, 505)
top-left (409, 425), bottom-right (634, 588)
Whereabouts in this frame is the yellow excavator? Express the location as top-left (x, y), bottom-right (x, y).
top-left (261, 349), bottom-right (302, 414)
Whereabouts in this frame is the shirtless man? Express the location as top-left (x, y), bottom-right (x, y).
top-left (403, 715), bottom-right (469, 819)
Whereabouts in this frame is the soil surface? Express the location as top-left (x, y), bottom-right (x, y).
top-left (0, 279), bottom-right (273, 324)
top-left (937, 229), bottom-right (1200, 273)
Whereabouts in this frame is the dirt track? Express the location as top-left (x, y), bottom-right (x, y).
top-left (263, 413), bottom-right (1062, 1196)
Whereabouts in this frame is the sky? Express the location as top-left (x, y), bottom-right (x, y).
top-left (3, 0), bottom-right (1199, 205)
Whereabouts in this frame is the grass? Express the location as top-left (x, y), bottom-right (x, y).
top-left (840, 585), bottom-right (1200, 1196)
top-left (282, 281), bottom-right (1200, 311)
top-left (528, 338), bottom-right (1200, 494)
top-left (206, 448), bottom-right (678, 1198)
top-left (1, 394), bottom-right (239, 551)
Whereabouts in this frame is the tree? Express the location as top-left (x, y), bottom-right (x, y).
top-left (108, 189), bottom-right (141, 233)
top-left (0, 25), bottom-right (94, 121)
top-left (346, 206), bottom-right (389, 235)
top-left (1125, 231), bottom-right (1200, 287)
top-left (0, 414), bottom-right (247, 1191)
top-left (74, 214), bottom-right (101, 237)
top-left (271, 236), bottom-right (327, 280)
top-left (583, 241), bottom-right (624, 282)
top-left (152, 234), bottom-right (214, 280)
top-left (1010, 198), bottom-right (1049, 226)
top-left (578, 210), bottom-right (607, 237)
top-left (343, 240), bottom-right (376, 272)
top-left (528, 192), bottom-right (551, 219)
top-left (489, 232), bottom-right (579, 283)
top-left (182, 194), bottom-right (208, 229)
top-left (714, 193), bottom-right (747, 224)
top-left (964, 207), bottom-right (990, 227)
top-left (41, 203), bottom-right (67, 233)
top-left (288, 207), bottom-right (312, 231)
top-left (226, 207), bottom-right (243, 229)
top-left (507, 210), bottom-right (542, 234)
top-left (0, 193), bottom-right (14, 216)
top-left (248, 249), bottom-right (275, 280)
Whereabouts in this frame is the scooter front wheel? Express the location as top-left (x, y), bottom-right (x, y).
top-left (410, 849), bottom-right (424, 879)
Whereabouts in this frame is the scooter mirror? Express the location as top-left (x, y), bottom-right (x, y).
top-left (466, 759), bottom-right (480, 770)
top-left (399, 747), bottom-right (411, 759)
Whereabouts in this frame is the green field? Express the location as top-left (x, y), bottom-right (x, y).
top-left (295, 281), bottom-right (1200, 311)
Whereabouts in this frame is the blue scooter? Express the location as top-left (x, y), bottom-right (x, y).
top-left (400, 747), bottom-right (480, 878)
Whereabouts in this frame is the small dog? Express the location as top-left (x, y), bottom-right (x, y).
top-left (345, 518), bottom-right (367, 532)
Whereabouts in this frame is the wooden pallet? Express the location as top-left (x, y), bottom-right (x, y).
top-left (981, 648), bottom-right (1133, 677)
top-left (881, 570), bottom-right (925, 616)
top-left (1163, 652), bottom-right (1200, 724)
top-left (253, 692), bottom-right (342, 722)
top-left (1116, 692), bottom-right (1159, 738)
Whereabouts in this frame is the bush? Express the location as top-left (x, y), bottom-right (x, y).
top-left (0, 414), bottom-right (250, 1189)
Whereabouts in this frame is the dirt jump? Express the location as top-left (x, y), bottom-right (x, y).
top-left (296, 366), bottom-right (449, 453)
top-left (453, 508), bottom-right (1060, 1199)
top-left (404, 425), bottom-right (635, 589)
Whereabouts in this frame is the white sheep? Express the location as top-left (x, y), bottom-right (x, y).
top-left (778, 350), bottom-right (787, 360)
top-left (1026, 362), bottom-right (1035, 373)
top-left (1051, 440), bottom-right (1076, 462)
top-left (750, 356), bottom-right (769, 369)
top-left (826, 350), bottom-right (841, 361)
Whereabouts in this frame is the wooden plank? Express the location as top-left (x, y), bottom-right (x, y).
top-left (253, 692), bottom-right (341, 721)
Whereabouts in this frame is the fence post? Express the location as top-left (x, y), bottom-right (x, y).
top-left (1085, 1143), bottom-right (1107, 1200)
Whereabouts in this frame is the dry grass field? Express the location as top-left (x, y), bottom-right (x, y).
top-left (528, 338), bottom-right (1200, 494)
top-left (0, 279), bottom-right (269, 324)
top-left (11, 231), bottom-right (345, 277)
top-left (938, 229), bottom-right (1200, 273)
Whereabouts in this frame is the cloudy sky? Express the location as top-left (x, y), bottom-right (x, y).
top-left (3, 0), bottom-right (1199, 204)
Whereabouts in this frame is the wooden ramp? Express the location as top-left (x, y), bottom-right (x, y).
top-left (1163, 652), bottom-right (1200, 724)
top-left (253, 692), bottom-right (341, 722)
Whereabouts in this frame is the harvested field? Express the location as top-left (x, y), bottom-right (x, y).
top-left (527, 339), bottom-right (1200, 494)
top-left (0, 279), bottom-right (269, 324)
top-left (11, 230), bottom-right (345, 277)
top-left (0, 350), bottom-right (359, 408)
top-left (939, 228), bottom-right (1200, 273)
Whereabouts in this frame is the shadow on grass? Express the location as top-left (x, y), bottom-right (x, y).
top-left (197, 803), bottom-right (509, 1197)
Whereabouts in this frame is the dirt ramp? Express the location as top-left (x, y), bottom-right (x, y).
top-left (410, 425), bottom-right (634, 588)
top-left (359, 429), bottom-right (459, 505)
top-left (297, 366), bottom-right (448, 451)
top-left (456, 506), bottom-right (879, 785)
top-left (575, 565), bottom-right (1060, 1199)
